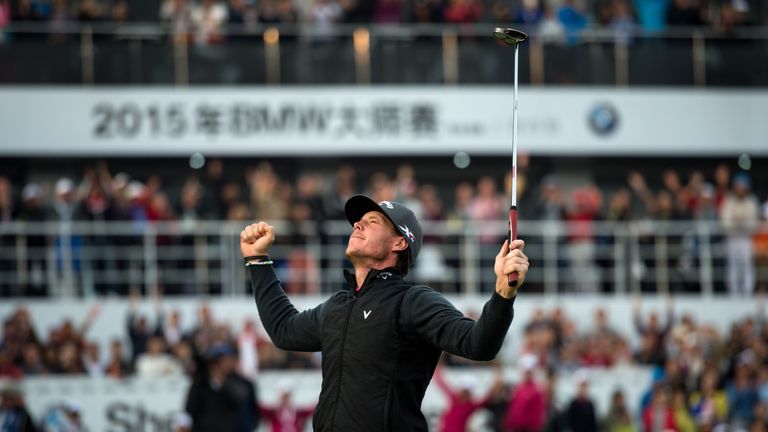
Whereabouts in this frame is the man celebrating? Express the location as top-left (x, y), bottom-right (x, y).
top-left (240, 195), bottom-right (529, 431)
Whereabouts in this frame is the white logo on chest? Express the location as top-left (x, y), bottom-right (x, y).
top-left (363, 310), bottom-right (372, 319)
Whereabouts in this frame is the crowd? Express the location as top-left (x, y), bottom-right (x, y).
top-left (0, 0), bottom-right (763, 45)
top-left (0, 157), bottom-right (766, 297)
top-left (2, 293), bottom-right (768, 430)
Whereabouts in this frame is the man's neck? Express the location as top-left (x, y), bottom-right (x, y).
top-left (352, 259), bottom-right (396, 289)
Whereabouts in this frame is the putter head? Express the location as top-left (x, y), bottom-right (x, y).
top-left (494, 27), bottom-right (529, 45)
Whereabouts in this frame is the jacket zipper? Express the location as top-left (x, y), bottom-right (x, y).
top-left (330, 291), bottom-right (356, 430)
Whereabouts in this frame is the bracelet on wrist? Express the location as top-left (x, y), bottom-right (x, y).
top-left (243, 255), bottom-right (270, 262)
top-left (245, 260), bottom-right (274, 267)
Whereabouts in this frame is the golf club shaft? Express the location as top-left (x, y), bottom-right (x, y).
top-left (508, 44), bottom-right (520, 287)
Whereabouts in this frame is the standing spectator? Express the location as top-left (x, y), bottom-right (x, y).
top-left (671, 388), bottom-right (696, 432)
top-left (161, 0), bottom-right (193, 44)
top-left (259, 380), bottom-right (314, 432)
top-left (633, 296), bottom-right (674, 367)
top-left (190, 0), bottom-right (226, 45)
top-left (505, 355), bottom-right (546, 431)
top-left (721, 172), bottom-right (760, 296)
top-left (443, 0), bottom-right (483, 23)
top-left (564, 186), bottom-right (602, 292)
top-left (433, 366), bottom-right (493, 432)
top-left (309, 0), bottom-right (342, 43)
top-left (236, 319), bottom-right (261, 380)
top-left (0, 385), bottom-right (38, 432)
top-left (186, 343), bottom-right (257, 432)
top-left (17, 183), bottom-right (48, 296)
top-left (372, 0), bottom-right (403, 23)
top-left (635, 0), bottom-right (669, 32)
top-left (566, 371), bottom-right (597, 432)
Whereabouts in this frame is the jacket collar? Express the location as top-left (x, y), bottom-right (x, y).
top-left (343, 267), bottom-right (402, 293)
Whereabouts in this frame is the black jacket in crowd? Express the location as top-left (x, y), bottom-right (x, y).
top-left (249, 265), bottom-right (516, 432)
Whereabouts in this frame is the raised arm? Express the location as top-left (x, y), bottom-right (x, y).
top-left (241, 222), bottom-right (322, 352)
top-left (404, 240), bottom-right (527, 361)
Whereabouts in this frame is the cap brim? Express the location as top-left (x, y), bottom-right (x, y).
top-left (345, 195), bottom-right (397, 229)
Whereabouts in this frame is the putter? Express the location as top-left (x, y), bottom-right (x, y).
top-left (494, 27), bottom-right (528, 287)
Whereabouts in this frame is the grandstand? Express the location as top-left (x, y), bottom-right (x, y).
top-left (1, 0), bottom-right (767, 431)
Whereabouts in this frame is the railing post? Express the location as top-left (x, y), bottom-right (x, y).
top-left (544, 222), bottom-right (559, 295)
top-left (698, 222), bottom-right (714, 296)
top-left (194, 229), bottom-right (209, 295)
top-left (614, 39), bottom-right (629, 86)
top-left (143, 225), bottom-right (158, 295)
top-left (530, 38), bottom-right (544, 85)
top-left (442, 30), bottom-right (459, 85)
top-left (15, 232), bottom-right (27, 296)
top-left (264, 27), bottom-right (281, 85)
top-left (655, 232), bottom-right (669, 295)
top-left (460, 222), bottom-right (477, 294)
top-left (173, 37), bottom-right (189, 86)
top-left (81, 26), bottom-right (95, 85)
top-left (693, 31), bottom-right (706, 87)
top-left (613, 226), bottom-right (626, 295)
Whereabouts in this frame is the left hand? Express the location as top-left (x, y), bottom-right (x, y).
top-left (494, 239), bottom-right (528, 299)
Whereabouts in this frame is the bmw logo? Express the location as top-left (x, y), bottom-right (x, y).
top-left (588, 103), bottom-right (619, 136)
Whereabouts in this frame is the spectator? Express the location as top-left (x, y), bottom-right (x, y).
top-left (505, 354), bottom-right (546, 431)
top-left (443, 0), bottom-right (483, 23)
top-left (259, 379), bottom-right (314, 432)
top-left (186, 343), bottom-right (258, 432)
top-left (160, 0), bottom-right (193, 44)
top-left (104, 339), bottom-right (131, 378)
top-left (632, 296), bottom-right (674, 367)
top-left (642, 385), bottom-right (676, 432)
top-left (721, 172), bottom-right (760, 296)
top-left (635, 0), bottom-right (669, 32)
top-left (727, 356), bottom-right (759, 429)
top-left (190, 0), bottom-right (227, 45)
top-left (689, 368), bottom-right (728, 429)
top-left (372, 0), bottom-right (403, 23)
top-left (0, 384), bottom-right (37, 432)
top-left (433, 366), bottom-right (494, 432)
top-left (602, 389), bottom-right (636, 432)
top-left (513, 0), bottom-right (544, 24)
top-left (309, 0), bottom-right (342, 43)
top-left (666, 0), bottom-right (706, 25)
top-left (566, 371), bottom-right (598, 432)
top-left (136, 336), bottom-right (184, 377)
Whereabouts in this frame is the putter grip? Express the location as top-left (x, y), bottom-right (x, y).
top-left (508, 206), bottom-right (519, 287)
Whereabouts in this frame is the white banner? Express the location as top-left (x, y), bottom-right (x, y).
top-left (5, 367), bottom-right (652, 432)
top-left (0, 87), bottom-right (766, 156)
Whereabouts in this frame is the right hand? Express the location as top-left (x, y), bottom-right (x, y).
top-left (240, 222), bottom-right (275, 257)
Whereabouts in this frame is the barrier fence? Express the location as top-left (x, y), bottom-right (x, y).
top-left (2, 23), bottom-right (768, 87)
top-left (0, 219), bottom-right (760, 297)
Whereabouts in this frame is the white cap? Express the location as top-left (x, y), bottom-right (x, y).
top-left (55, 178), bottom-right (74, 195)
top-left (519, 354), bottom-right (538, 371)
top-left (575, 368), bottom-right (590, 385)
top-left (457, 375), bottom-right (476, 390)
top-left (22, 183), bottom-right (42, 201)
top-left (63, 401), bottom-right (82, 414)
top-left (276, 378), bottom-right (295, 394)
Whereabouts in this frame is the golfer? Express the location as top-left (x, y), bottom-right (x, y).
top-left (240, 195), bottom-right (529, 431)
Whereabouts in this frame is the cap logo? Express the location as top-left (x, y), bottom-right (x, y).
top-left (379, 201), bottom-right (394, 209)
top-left (399, 224), bottom-right (415, 242)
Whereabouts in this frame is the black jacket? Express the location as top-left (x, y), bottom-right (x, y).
top-left (249, 265), bottom-right (515, 432)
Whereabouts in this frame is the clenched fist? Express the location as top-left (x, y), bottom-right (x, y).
top-left (240, 222), bottom-right (275, 257)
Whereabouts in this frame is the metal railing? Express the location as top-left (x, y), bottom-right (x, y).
top-left (1, 22), bottom-right (767, 86)
top-left (0, 218), bottom-right (759, 297)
